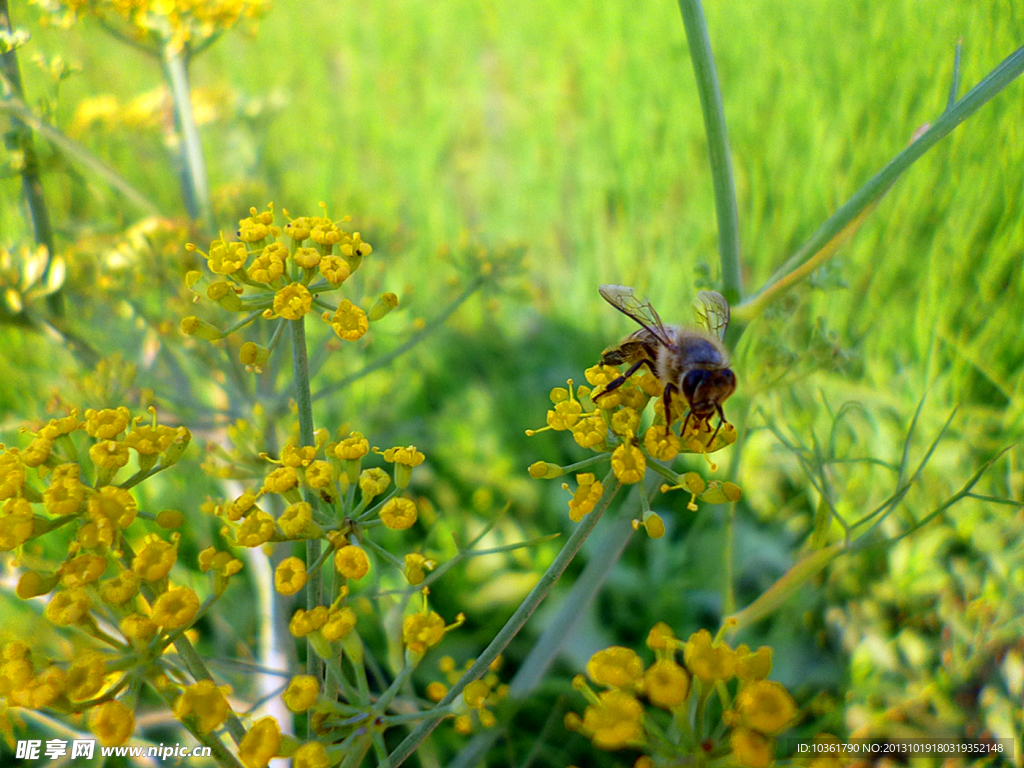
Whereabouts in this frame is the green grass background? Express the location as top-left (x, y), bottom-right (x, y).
top-left (2, 0), bottom-right (1023, 763)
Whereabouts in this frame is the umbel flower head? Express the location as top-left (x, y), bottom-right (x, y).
top-left (528, 370), bottom-right (741, 529)
top-left (568, 623), bottom-right (798, 766)
top-left (181, 203), bottom-right (397, 370)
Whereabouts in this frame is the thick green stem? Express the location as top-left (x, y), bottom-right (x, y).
top-left (389, 474), bottom-right (622, 767)
top-left (0, 0), bottom-right (63, 316)
top-left (162, 45), bottom-right (212, 227)
top-left (290, 316), bottom-right (323, 686)
top-left (677, 0), bottom-right (742, 304)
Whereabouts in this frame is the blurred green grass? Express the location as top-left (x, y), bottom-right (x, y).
top-left (2, 0), bottom-right (1023, 760)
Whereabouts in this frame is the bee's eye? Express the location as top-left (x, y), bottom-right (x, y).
top-left (681, 369), bottom-right (705, 403)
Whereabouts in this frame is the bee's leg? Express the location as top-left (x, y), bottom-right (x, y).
top-left (594, 359), bottom-right (654, 400)
top-left (709, 404), bottom-right (729, 444)
top-left (664, 384), bottom-right (678, 428)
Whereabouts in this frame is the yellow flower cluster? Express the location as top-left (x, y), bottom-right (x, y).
top-left (529, 365), bottom-right (742, 526)
top-left (0, 405), bottom-right (252, 748)
top-left (181, 204), bottom-right (398, 371)
top-left (426, 655), bottom-right (508, 735)
top-left (567, 624), bottom-right (799, 766)
top-left (34, 0), bottom-right (270, 53)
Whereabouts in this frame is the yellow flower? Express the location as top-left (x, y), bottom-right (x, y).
top-left (289, 607), bottom-right (328, 638)
top-left (571, 413), bottom-right (606, 448)
top-left (736, 645), bottom-right (773, 681)
top-left (292, 246), bottom-right (321, 269)
top-left (279, 501), bottom-right (322, 539)
top-left (381, 445), bottom-right (426, 467)
top-left (359, 467), bottom-right (390, 499)
top-left (226, 491), bottom-right (259, 521)
top-left (20, 436), bottom-right (52, 467)
top-left (132, 534), bottom-right (178, 581)
top-left (120, 613), bottom-right (158, 642)
top-left (564, 473), bottom-right (603, 522)
top-left (238, 716), bottom-right (281, 768)
top-left (0, 498), bottom-right (35, 550)
top-left (88, 699), bottom-right (134, 747)
top-left (88, 486), bottom-right (138, 529)
top-left (274, 283), bottom-right (313, 320)
top-left (426, 681), bottom-right (447, 701)
top-left (335, 545), bottom-right (370, 579)
top-left (729, 727), bottom-right (774, 768)
top-left (44, 467), bottom-right (88, 516)
top-left (319, 255), bottom-right (351, 284)
top-left (292, 741), bottom-right (330, 768)
top-left (24, 665), bottom-right (66, 708)
top-left (274, 557), bottom-right (308, 596)
top-left (305, 460), bottom-right (333, 489)
top-left (262, 466), bottom-right (299, 494)
top-left (94, 573), bottom-right (137, 606)
top-left (38, 412), bottom-right (80, 441)
top-left (380, 497), bottom-right (418, 530)
top-left (151, 586), bottom-right (200, 629)
top-left (325, 299), bottom-right (368, 341)
top-left (282, 675), bottom-right (319, 713)
top-left (198, 547), bottom-right (244, 577)
top-left (321, 605), bottom-right (357, 641)
top-left (248, 243), bottom-right (287, 284)
top-left (643, 659), bottom-right (689, 709)
top-left (235, 510), bottom-right (277, 547)
top-left (65, 653), bottom-right (107, 702)
top-left (89, 439), bottom-right (131, 471)
top-left (175, 680), bottom-right (231, 734)
top-left (547, 399), bottom-right (582, 430)
top-left (207, 239), bottom-right (248, 275)
top-left (684, 629), bottom-right (736, 685)
top-left (404, 553), bottom-right (436, 585)
top-left (586, 646), bottom-right (643, 689)
top-left (403, 610), bottom-right (446, 654)
top-left (610, 407), bottom-right (641, 436)
top-left (61, 554), bottom-right (108, 587)
top-left (45, 586), bottom-right (92, 625)
top-left (611, 443), bottom-right (645, 484)
top-left (734, 679), bottom-right (799, 736)
top-left (124, 422), bottom-right (177, 456)
top-left (335, 431), bottom-right (369, 460)
top-left (0, 451), bottom-right (26, 500)
top-left (581, 689), bottom-right (644, 750)
top-left (84, 407), bottom-right (131, 439)
top-left (643, 425), bottom-right (680, 461)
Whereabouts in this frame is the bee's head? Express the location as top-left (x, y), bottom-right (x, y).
top-left (680, 368), bottom-right (736, 418)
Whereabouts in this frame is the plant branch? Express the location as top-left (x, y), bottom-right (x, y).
top-left (388, 474), bottom-right (622, 767)
top-left (677, 0), bottom-right (742, 304)
top-left (737, 42), bottom-right (1024, 323)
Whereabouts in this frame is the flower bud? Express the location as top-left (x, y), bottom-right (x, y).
top-left (368, 292), bottom-right (399, 321)
top-left (181, 316), bottom-right (223, 341)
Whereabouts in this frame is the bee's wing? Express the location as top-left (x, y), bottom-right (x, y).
top-left (692, 290), bottom-right (730, 342)
top-left (599, 284), bottom-right (674, 347)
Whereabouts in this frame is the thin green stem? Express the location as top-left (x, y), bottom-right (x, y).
top-left (389, 474), bottom-right (622, 767)
top-left (311, 275), bottom-right (485, 403)
top-left (0, 0), bottom-right (62, 316)
top-left (162, 44), bottom-right (212, 226)
top-left (0, 98), bottom-right (160, 215)
top-left (291, 316), bottom-right (323, 687)
top-left (677, 0), bottom-right (742, 304)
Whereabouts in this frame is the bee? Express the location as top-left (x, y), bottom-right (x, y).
top-left (595, 284), bottom-right (736, 441)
